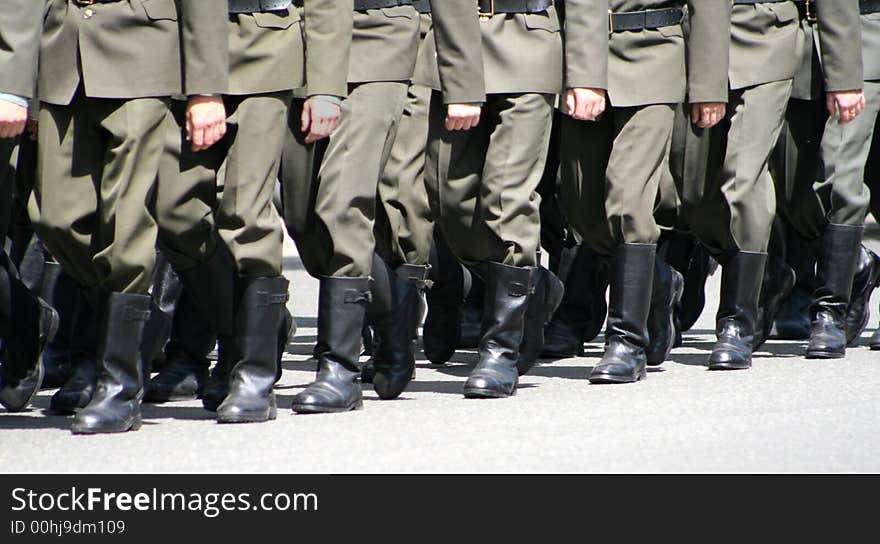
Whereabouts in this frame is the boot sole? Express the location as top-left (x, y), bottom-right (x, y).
top-left (588, 372), bottom-right (645, 384)
top-left (707, 362), bottom-right (751, 370)
top-left (291, 398), bottom-right (363, 414)
top-left (805, 350), bottom-right (845, 359)
top-left (463, 387), bottom-right (516, 399)
top-left (217, 407), bottom-right (277, 424)
top-left (71, 415), bottom-right (142, 435)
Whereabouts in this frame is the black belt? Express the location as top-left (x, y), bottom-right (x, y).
top-left (477, 0), bottom-right (553, 17)
top-left (228, 0), bottom-right (299, 14)
top-left (733, 0), bottom-right (792, 4)
top-left (862, 0), bottom-right (880, 14)
top-left (610, 6), bottom-right (684, 33)
top-left (354, 0), bottom-right (412, 11)
top-left (414, 0), bottom-right (430, 13)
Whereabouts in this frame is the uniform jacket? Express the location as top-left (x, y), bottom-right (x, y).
top-left (0, 0), bottom-right (44, 99)
top-left (611, 0), bottom-right (729, 106)
top-left (729, 1), bottom-right (803, 90)
top-left (228, 0), bottom-right (352, 97)
top-left (349, 5), bottom-right (421, 84)
top-left (793, 0), bottom-right (868, 99)
top-left (39, 0), bottom-right (228, 105)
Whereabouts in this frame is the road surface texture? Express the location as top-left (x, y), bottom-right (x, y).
top-left (2, 230), bottom-right (879, 473)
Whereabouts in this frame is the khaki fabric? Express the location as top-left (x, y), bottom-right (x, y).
top-left (426, 92), bottom-right (554, 268)
top-left (558, 104), bottom-right (674, 256)
top-left (39, 0), bottom-right (229, 104)
top-left (155, 93), bottom-right (290, 276)
top-left (30, 96), bottom-right (169, 293)
top-left (0, 0), bottom-right (43, 99)
top-left (679, 79), bottom-right (793, 255)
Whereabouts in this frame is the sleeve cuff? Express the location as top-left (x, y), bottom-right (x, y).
top-left (0, 93), bottom-right (29, 109)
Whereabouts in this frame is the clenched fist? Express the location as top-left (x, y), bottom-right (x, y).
top-left (0, 98), bottom-right (28, 139)
top-left (565, 87), bottom-right (606, 121)
top-left (186, 95), bottom-right (227, 152)
top-left (826, 90), bottom-right (865, 125)
top-left (302, 96), bottom-right (342, 144)
top-left (445, 103), bottom-right (481, 131)
top-left (691, 102), bottom-right (726, 129)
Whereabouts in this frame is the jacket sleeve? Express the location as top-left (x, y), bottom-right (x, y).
top-left (562, 0), bottom-right (608, 90)
top-left (304, 0), bottom-right (352, 98)
top-left (685, 0), bottom-right (730, 103)
top-left (430, 0), bottom-right (486, 104)
top-left (179, 0), bottom-right (229, 96)
top-left (0, 0), bottom-right (44, 99)
top-left (816, 0), bottom-right (863, 92)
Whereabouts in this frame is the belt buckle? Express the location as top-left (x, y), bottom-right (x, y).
top-left (608, 9), bottom-right (614, 36)
top-left (805, 0), bottom-right (817, 23)
top-left (75, 0), bottom-right (96, 5)
top-left (479, 0), bottom-right (494, 21)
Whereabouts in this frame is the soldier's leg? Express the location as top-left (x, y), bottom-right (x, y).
top-left (290, 81), bottom-right (410, 413)
top-left (686, 81), bottom-right (792, 370)
top-left (0, 138), bottom-right (59, 412)
top-left (805, 81), bottom-right (880, 357)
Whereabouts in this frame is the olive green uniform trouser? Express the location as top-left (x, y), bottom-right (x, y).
top-left (558, 104), bottom-right (675, 257)
top-left (425, 92), bottom-right (553, 269)
top-left (677, 79), bottom-right (793, 256)
top-left (154, 92), bottom-right (290, 277)
top-left (282, 81), bottom-right (409, 278)
top-left (775, 81), bottom-right (880, 239)
top-left (374, 82), bottom-right (433, 267)
top-left (30, 94), bottom-right (169, 294)
top-left (653, 103), bottom-right (691, 232)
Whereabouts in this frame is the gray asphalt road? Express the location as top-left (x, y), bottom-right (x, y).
top-left (2, 235), bottom-right (879, 473)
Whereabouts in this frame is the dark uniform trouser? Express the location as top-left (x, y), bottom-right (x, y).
top-left (678, 79), bottom-right (792, 256)
top-left (654, 103), bottom-right (689, 232)
top-left (425, 91), bottom-right (553, 268)
top-left (283, 81), bottom-right (409, 278)
top-left (374, 82), bottom-right (433, 267)
top-left (0, 139), bottom-right (17, 243)
top-left (777, 81), bottom-right (880, 239)
top-left (155, 92), bottom-right (289, 277)
top-left (30, 95), bottom-right (168, 294)
top-left (558, 104), bottom-right (674, 257)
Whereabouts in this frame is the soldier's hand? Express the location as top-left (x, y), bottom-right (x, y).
top-left (565, 88), bottom-right (605, 121)
top-left (826, 90), bottom-right (865, 125)
top-left (445, 103), bottom-right (481, 131)
top-left (186, 95), bottom-right (227, 152)
top-left (691, 102), bottom-right (726, 129)
top-left (302, 97), bottom-right (342, 144)
top-left (0, 98), bottom-right (28, 139)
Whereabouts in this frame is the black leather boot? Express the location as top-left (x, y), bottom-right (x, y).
top-left (275, 306), bottom-right (295, 383)
top-left (141, 253), bottom-right (183, 373)
top-left (38, 263), bottom-right (78, 388)
top-left (217, 276), bottom-right (288, 423)
top-left (423, 235), bottom-right (471, 365)
top-left (49, 302), bottom-right (99, 414)
top-left (659, 231), bottom-right (712, 332)
top-left (845, 245), bottom-right (880, 344)
top-left (517, 266), bottom-right (563, 375)
top-left (646, 254), bottom-right (683, 366)
top-left (368, 258), bottom-right (425, 400)
top-left (771, 285), bottom-right (813, 340)
top-left (463, 262), bottom-right (534, 399)
top-left (806, 224), bottom-right (863, 359)
top-left (708, 251), bottom-right (766, 370)
top-left (871, 324), bottom-right (880, 350)
top-left (201, 334), bottom-right (234, 412)
top-left (291, 277), bottom-right (370, 413)
top-left (459, 275), bottom-right (484, 348)
top-left (0, 255), bottom-right (59, 412)
top-left (71, 293), bottom-right (151, 434)
top-left (145, 291), bottom-right (214, 403)
top-left (541, 245), bottom-right (608, 358)
top-left (754, 254), bottom-right (795, 350)
top-left (589, 244), bottom-right (654, 384)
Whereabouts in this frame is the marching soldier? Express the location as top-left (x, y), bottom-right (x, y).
top-left (0, 0), bottom-right (59, 414)
top-left (676, 0), bottom-right (828, 370)
top-left (559, 0), bottom-right (730, 383)
top-left (284, 0), bottom-right (485, 412)
top-left (424, 0), bottom-right (572, 398)
top-left (774, 0), bottom-right (874, 358)
top-left (29, 0), bottom-right (229, 433)
top-left (148, 0), bottom-right (352, 423)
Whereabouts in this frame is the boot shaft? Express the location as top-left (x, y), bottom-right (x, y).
top-left (95, 293), bottom-right (152, 401)
top-left (813, 224), bottom-right (864, 317)
top-left (605, 243), bottom-right (656, 350)
top-left (716, 251), bottom-right (767, 337)
top-left (478, 262), bottom-right (534, 366)
top-left (316, 276), bottom-right (371, 374)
